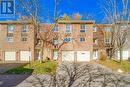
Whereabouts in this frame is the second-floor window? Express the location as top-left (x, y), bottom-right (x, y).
top-left (21, 36), bottom-right (27, 42)
top-left (53, 38), bottom-right (58, 45)
top-left (7, 36), bottom-right (13, 42)
top-left (93, 38), bottom-right (98, 44)
top-left (80, 24), bottom-right (86, 33)
top-left (52, 25), bottom-right (58, 32)
top-left (80, 37), bottom-right (86, 42)
top-left (66, 24), bottom-right (71, 33)
top-left (93, 26), bottom-right (97, 32)
top-left (64, 37), bottom-right (72, 42)
top-left (105, 38), bottom-right (111, 44)
top-left (21, 33), bottom-right (28, 42)
top-left (7, 25), bottom-right (14, 33)
top-left (22, 25), bottom-right (28, 32)
top-left (121, 25), bottom-right (127, 30)
top-left (7, 25), bottom-right (14, 42)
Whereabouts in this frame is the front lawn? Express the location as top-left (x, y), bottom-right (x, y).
top-left (5, 61), bottom-right (58, 74)
top-left (95, 60), bottom-right (130, 74)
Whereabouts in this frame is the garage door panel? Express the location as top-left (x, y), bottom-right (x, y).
top-left (62, 51), bottom-right (74, 61)
top-left (77, 51), bottom-right (90, 62)
top-left (5, 52), bottom-right (16, 61)
top-left (20, 51), bottom-right (31, 61)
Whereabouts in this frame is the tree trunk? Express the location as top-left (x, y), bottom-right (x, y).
top-left (109, 49), bottom-right (114, 60)
top-left (58, 49), bottom-right (62, 64)
top-left (40, 47), bottom-right (43, 63)
top-left (119, 48), bottom-right (123, 64)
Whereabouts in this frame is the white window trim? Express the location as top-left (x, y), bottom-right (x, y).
top-left (66, 24), bottom-right (72, 33)
top-left (7, 37), bottom-right (13, 42)
top-left (22, 25), bottom-right (28, 32)
top-left (7, 25), bottom-right (14, 33)
top-left (93, 26), bottom-right (97, 32)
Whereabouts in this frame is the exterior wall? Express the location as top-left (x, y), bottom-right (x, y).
top-left (1, 21), bottom-right (130, 62)
top-left (0, 23), bottom-right (35, 62)
top-left (58, 22), bottom-right (94, 61)
top-left (93, 24), bottom-right (105, 59)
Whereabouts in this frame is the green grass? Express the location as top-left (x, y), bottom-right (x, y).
top-left (6, 61), bottom-right (58, 74)
top-left (96, 60), bottom-right (130, 74)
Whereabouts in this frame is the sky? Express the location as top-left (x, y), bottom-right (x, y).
top-left (0, 0), bottom-right (106, 23)
top-left (42, 0), bottom-right (104, 23)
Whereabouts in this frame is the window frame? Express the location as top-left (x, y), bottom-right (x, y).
top-left (7, 36), bottom-right (13, 42)
top-left (7, 25), bottom-right (14, 33)
top-left (80, 37), bottom-right (86, 42)
top-left (105, 38), bottom-right (111, 44)
top-left (64, 37), bottom-right (72, 42)
top-left (22, 25), bottom-right (28, 33)
top-left (53, 38), bottom-right (59, 45)
top-left (21, 37), bottom-right (28, 42)
top-left (52, 25), bottom-right (59, 32)
top-left (93, 26), bottom-right (97, 32)
top-left (80, 24), bottom-right (86, 33)
top-left (65, 24), bottom-right (71, 33)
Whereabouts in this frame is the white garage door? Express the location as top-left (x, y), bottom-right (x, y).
top-left (5, 52), bottom-right (16, 61)
top-left (118, 51), bottom-right (129, 60)
top-left (20, 51), bottom-right (31, 61)
top-left (62, 51), bottom-right (74, 61)
top-left (77, 51), bottom-right (90, 62)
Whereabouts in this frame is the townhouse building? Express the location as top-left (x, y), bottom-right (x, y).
top-left (57, 20), bottom-right (94, 62)
top-left (95, 24), bottom-right (130, 60)
top-left (0, 21), bottom-right (35, 62)
top-left (0, 20), bottom-right (130, 62)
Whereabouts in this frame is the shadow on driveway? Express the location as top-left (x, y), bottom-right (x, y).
top-left (0, 63), bottom-right (34, 87)
top-left (0, 63), bottom-right (27, 74)
top-left (0, 75), bottom-right (31, 87)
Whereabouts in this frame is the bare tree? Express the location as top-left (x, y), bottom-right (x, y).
top-left (100, 0), bottom-right (130, 62)
top-left (17, 0), bottom-right (70, 62)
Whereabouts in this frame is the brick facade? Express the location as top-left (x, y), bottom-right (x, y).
top-left (0, 21), bottom-right (35, 62)
top-left (0, 20), bottom-right (129, 62)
